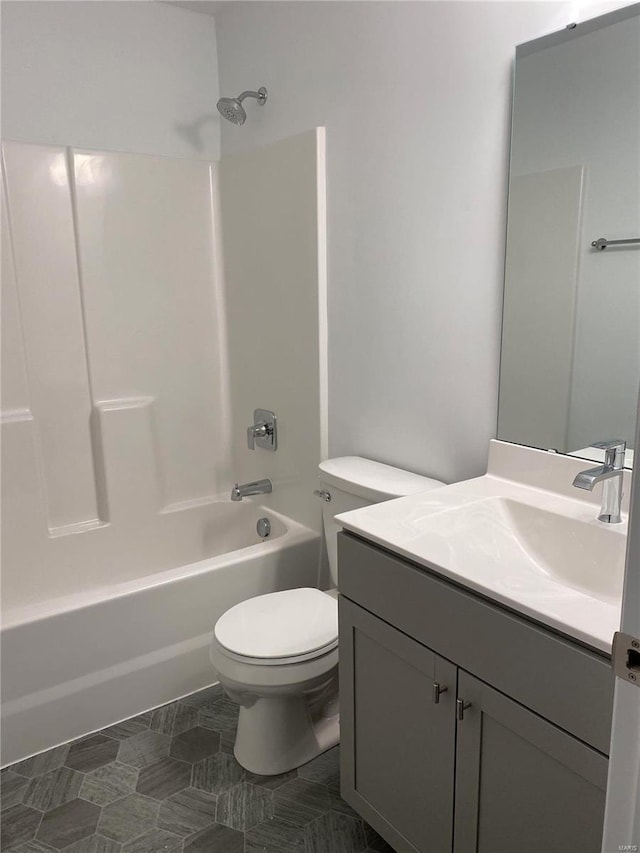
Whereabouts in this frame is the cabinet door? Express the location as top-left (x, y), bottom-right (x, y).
top-left (454, 670), bottom-right (608, 853)
top-left (340, 596), bottom-right (457, 853)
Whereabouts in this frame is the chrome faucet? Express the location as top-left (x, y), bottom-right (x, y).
top-left (247, 409), bottom-right (277, 451)
top-left (230, 479), bottom-right (272, 502)
top-left (572, 440), bottom-right (626, 523)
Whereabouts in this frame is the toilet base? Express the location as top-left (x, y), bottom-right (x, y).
top-left (233, 692), bottom-right (340, 776)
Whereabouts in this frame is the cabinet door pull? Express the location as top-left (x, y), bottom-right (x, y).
top-left (432, 682), bottom-right (448, 704)
top-left (456, 699), bottom-right (472, 720)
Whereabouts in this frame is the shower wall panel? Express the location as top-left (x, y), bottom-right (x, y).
top-left (1, 141), bottom-right (229, 610)
top-left (2, 142), bottom-right (100, 533)
top-left (72, 149), bottom-right (229, 512)
top-left (219, 128), bottom-right (327, 535)
top-left (498, 166), bottom-right (584, 453)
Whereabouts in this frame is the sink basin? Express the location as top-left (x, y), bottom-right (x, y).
top-left (420, 497), bottom-right (626, 606)
top-left (336, 447), bottom-right (629, 653)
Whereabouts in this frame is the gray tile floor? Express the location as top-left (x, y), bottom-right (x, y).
top-left (1, 685), bottom-right (395, 853)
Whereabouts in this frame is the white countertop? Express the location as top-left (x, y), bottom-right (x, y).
top-left (336, 442), bottom-right (627, 654)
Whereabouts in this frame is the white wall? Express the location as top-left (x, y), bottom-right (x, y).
top-left (577, 0), bottom-right (637, 19)
top-left (1, 1), bottom-right (221, 160)
top-left (213, 1), bottom-right (572, 484)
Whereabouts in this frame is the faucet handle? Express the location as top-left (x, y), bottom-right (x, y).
top-left (591, 439), bottom-right (626, 449)
top-left (247, 409), bottom-right (277, 451)
top-left (247, 423), bottom-right (268, 450)
top-left (591, 439), bottom-right (626, 468)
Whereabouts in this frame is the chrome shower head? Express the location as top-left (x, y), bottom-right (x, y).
top-left (217, 98), bottom-right (247, 125)
top-left (216, 87), bottom-right (267, 125)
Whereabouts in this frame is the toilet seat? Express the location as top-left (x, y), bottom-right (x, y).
top-left (214, 588), bottom-right (338, 665)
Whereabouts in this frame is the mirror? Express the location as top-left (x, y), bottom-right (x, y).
top-left (498, 5), bottom-right (640, 468)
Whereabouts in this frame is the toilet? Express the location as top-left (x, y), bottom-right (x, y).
top-left (210, 456), bottom-right (444, 775)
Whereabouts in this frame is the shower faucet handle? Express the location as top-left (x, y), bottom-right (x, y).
top-left (247, 423), bottom-right (268, 449)
top-left (247, 409), bottom-right (277, 451)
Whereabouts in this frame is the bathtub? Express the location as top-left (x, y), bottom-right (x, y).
top-left (1, 504), bottom-right (320, 765)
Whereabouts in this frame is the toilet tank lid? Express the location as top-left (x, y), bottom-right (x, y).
top-left (318, 456), bottom-right (444, 501)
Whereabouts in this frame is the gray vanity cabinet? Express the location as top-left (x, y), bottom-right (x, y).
top-left (340, 597), bottom-right (456, 853)
top-left (453, 671), bottom-right (607, 853)
top-left (338, 532), bottom-right (613, 853)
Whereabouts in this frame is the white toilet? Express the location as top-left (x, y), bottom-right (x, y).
top-left (210, 456), bottom-right (444, 775)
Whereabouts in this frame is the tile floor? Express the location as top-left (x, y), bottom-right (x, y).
top-left (0, 685), bottom-right (394, 853)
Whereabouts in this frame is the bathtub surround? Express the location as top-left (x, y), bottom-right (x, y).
top-left (1, 131), bottom-right (327, 763)
top-left (1, 142), bottom-right (229, 608)
top-left (0, 685), bottom-right (392, 853)
top-left (498, 165), bottom-right (585, 452)
top-left (1, 132), bottom-right (326, 605)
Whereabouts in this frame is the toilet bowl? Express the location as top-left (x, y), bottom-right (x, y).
top-left (211, 587), bottom-right (339, 775)
top-left (211, 457), bottom-right (444, 775)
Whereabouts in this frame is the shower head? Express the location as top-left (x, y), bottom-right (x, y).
top-left (217, 98), bottom-right (247, 126)
top-left (217, 87), bottom-right (267, 125)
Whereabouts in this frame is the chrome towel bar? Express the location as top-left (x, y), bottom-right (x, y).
top-left (591, 236), bottom-right (640, 250)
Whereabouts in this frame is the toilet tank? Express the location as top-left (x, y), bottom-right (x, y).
top-left (318, 457), bottom-right (444, 587)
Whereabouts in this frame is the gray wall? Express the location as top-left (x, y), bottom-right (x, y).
top-left (1, 1), bottom-right (220, 160)
top-left (213, 1), bottom-right (572, 484)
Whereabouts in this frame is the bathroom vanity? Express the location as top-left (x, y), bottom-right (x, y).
top-left (338, 531), bottom-right (612, 853)
top-left (335, 440), bottom-right (627, 853)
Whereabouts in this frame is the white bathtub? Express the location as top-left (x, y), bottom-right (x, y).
top-left (1, 504), bottom-right (320, 765)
